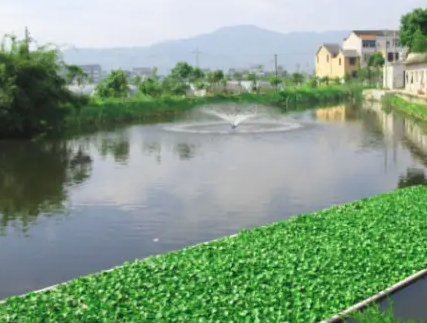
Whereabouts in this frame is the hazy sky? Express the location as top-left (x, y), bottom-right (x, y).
top-left (0, 0), bottom-right (424, 48)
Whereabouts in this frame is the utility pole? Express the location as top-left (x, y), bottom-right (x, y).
top-left (192, 48), bottom-right (200, 68)
top-left (24, 26), bottom-right (30, 43)
top-left (393, 30), bottom-right (397, 63)
top-left (274, 54), bottom-right (278, 79)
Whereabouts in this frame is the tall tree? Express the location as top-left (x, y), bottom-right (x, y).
top-left (95, 70), bottom-right (129, 98)
top-left (411, 29), bottom-right (427, 52)
top-left (368, 52), bottom-right (385, 67)
top-left (400, 7), bottom-right (427, 51)
top-left (0, 31), bottom-right (84, 138)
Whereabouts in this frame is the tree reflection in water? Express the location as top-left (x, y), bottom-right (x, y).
top-left (0, 141), bottom-right (92, 235)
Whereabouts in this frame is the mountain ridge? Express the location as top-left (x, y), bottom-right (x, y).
top-left (62, 25), bottom-right (350, 73)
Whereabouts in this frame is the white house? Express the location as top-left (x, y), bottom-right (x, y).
top-left (404, 53), bottom-right (427, 94)
top-left (343, 30), bottom-right (408, 67)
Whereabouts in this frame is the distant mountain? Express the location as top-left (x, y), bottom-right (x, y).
top-left (61, 25), bottom-right (350, 74)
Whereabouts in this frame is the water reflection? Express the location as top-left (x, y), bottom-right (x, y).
top-left (0, 141), bottom-right (92, 234)
top-left (364, 102), bottom-right (427, 188)
top-left (314, 104), bottom-right (361, 122)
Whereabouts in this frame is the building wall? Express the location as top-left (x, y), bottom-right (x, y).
top-left (383, 63), bottom-right (405, 89)
top-left (315, 46), bottom-right (333, 78)
top-left (342, 33), bottom-right (362, 54)
top-left (78, 64), bottom-right (102, 83)
top-left (315, 47), bottom-right (359, 78)
top-left (344, 32), bottom-right (407, 67)
top-left (405, 63), bottom-right (427, 93)
top-left (343, 54), bottom-right (359, 78)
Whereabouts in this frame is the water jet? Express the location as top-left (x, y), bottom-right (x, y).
top-left (164, 103), bottom-right (303, 135)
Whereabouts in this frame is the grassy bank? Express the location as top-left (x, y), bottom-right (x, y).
top-left (384, 96), bottom-right (427, 122)
top-left (351, 302), bottom-right (422, 323)
top-left (66, 85), bottom-right (363, 128)
top-left (2, 185), bottom-right (427, 322)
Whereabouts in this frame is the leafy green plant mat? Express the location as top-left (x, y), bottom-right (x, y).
top-left (2, 186), bottom-right (427, 323)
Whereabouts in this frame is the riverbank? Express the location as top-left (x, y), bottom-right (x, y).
top-left (363, 89), bottom-right (427, 122)
top-left (66, 85), bottom-right (362, 128)
top-left (1, 185), bottom-right (427, 323)
top-left (384, 96), bottom-right (427, 122)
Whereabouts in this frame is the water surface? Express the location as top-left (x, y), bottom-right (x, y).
top-left (1, 102), bottom-right (427, 320)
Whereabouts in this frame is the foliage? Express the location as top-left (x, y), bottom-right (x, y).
top-left (332, 77), bottom-right (341, 85)
top-left (68, 85), bottom-right (361, 127)
top-left (137, 78), bottom-right (162, 97)
top-left (95, 70), bottom-right (129, 99)
top-left (411, 29), bottom-right (427, 53)
top-left (0, 32), bottom-right (84, 138)
top-left (307, 76), bottom-right (319, 88)
top-left (269, 75), bottom-right (282, 87)
top-left (350, 301), bottom-right (420, 323)
top-left (400, 7), bottom-right (427, 51)
top-left (1, 186), bottom-right (427, 322)
top-left (291, 72), bottom-right (305, 85)
top-left (384, 96), bottom-right (427, 121)
top-left (368, 52), bottom-right (385, 67)
top-left (206, 70), bottom-right (225, 86)
top-left (65, 65), bottom-right (88, 86)
top-left (320, 76), bottom-right (330, 85)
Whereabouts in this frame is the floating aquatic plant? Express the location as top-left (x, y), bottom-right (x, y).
top-left (1, 186), bottom-right (427, 323)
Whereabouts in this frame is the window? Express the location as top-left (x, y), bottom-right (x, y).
top-left (349, 57), bottom-right (356, 65)
top-left (386, 41), bottom-right (390, 48)
top-left (326, 55), bottom-right (329, 62)
top-left (395, 53), bottom-right (399, 61)
top-left (339, 58), bottom-right (341, 65)
top-left (351, 71), bottom-right (357, 78)
top-left (393, 39), bottom-right (400, 47)
top-left (387, 52), bottom-right (394, 62)
top-left (362, 40), bottom-right (376, 48)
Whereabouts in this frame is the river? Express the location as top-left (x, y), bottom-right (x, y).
top-left (1, 102), bottom-right (427, 321)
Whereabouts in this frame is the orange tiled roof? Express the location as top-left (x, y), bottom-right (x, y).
top-left (359, 34), bottom-right (378, 39)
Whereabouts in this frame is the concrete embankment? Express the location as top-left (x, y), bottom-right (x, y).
top-left (363, 89), bottom-right (427, 106)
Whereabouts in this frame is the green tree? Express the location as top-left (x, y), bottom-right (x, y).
top-left (150, 67), bottom-right (159, 80)
top-left (320, 76), bottom-right (330, 85)
top-left (65, 65), bottom-right (88, 85)
top-left (269, 75), bottom-right (282, 87)
top-left (246, 73), bottom-right (258, 92)
top-left (291, 73), bottom-right (305, 85)
top-left (333, 77), bottom-right (341, 85)
top-left (0, 31), bottom-right (84, 138)
top-left (95, 70), bottom-right (129, 99)
top-left (170, 62), bottom-right (193, 82)
top-left (307, 76), bottom-right (319, 88)
top-left (161, 77), bottom-right (188, 96)
top-left (131, 74), bottom-right (142, 86)
top-left (400, 7), bottom-right (427, 51)
top-left (411, 29), bottom-right (427, 52)
top-left (206, 70), bottom-right (225, 92)
top-left (368, 52), bottom-right (385, 67)
top-left (190, 67), bottom-right (205, 83)
top-left (138, 78), bottom-right (162, 97)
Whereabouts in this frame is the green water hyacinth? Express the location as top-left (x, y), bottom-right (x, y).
top-left (2, 186), bottom-right (427, 322)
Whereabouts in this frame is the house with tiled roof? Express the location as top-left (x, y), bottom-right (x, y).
top-left (315, 29), bottom-right (409, 79)
top-left (343, 30), bottom-right (407, 65)
top-left (315, 44), bottom-right (360, 78)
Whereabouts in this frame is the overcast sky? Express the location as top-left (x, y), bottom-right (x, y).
top-left (0, 0), bottom-right (424, 48)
